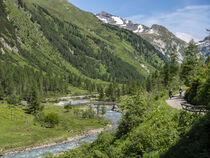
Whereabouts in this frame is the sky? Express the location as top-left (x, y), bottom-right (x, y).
top-left (69, 0), bottom-right (210, 42)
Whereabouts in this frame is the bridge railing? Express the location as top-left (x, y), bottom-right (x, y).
top-left (181, 102), bottom-right (210, 113)
top-left (72, 101), bottom-right (119, 107)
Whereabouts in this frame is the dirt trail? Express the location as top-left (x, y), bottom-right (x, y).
top-left (166, 92), bottom-right (186, 110)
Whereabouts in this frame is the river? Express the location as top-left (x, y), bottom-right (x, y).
top-left (1, 107), bottom-right (122, 158)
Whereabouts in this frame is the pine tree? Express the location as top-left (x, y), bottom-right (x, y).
top-left (180, 43), bottom-right (198, 86)
top-left (27, 84), bottom-right (42, 114)
top-left (101, 105), bottom-right (106, 116)
top-left (99, 88), bottom-right (105, 101)
top-left (0, 85), bottom-right (4, 100)
top-left (116, 87), bottom-right (121, 98)
top-left (106, 83), bottom-right (114, 101)
top-left (122, 84), bottom-right (126, 95)
top-left (146, 76), bottom-right (152, 92)
top-left (169, 46), bottom-right (179, 78)
top-left (161, 63), bottom-right (170, 86)
top-left (206, 56), bottom-right (210, 65)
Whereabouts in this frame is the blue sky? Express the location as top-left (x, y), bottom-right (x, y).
top-left (69, 0), bottom-right (210, 41)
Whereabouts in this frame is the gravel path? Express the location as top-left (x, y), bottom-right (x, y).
top-left (166, 92), bottom-right (186, 110)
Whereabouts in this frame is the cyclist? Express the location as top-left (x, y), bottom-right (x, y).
top-left (169, 89), bottom-right (173, 99)
top-left (179, 87), bottom-right (182, 97)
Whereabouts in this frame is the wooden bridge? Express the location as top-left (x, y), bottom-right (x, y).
top-left (181, 102), bottom-right (210, 114)
top-left (72, 101), bottom-right (119, 107)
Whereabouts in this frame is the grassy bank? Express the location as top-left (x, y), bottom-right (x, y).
top-left (0, 103), bottom-right (106, 154)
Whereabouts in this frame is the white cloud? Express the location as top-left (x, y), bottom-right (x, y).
top-left (175, 32), bottom-right (200, 43)
top-left (126, 5), bottom-right (210, 41)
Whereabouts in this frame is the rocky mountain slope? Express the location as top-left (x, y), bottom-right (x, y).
top-left (197, 36), bottom-right (210, 57)
top-left (96, 11), bottom-right (187, 60)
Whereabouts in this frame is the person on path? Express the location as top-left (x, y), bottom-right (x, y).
top-left (179, 87), bottom-right (182, 97)
top-left (169, 89), bottom-right (173, 99)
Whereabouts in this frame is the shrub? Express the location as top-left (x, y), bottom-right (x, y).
top-left (35, 112), bottom-right (59, 128)
top-left (64, 103), bottom-right (72, 112)
top-left (82, 107), bottom-right (96, 119)
top-left (73, 109), bottom-right (81, 116)
top-left (7, 95), bottom-right (19, 105)
top-left (44, 112), bottom-right (59, 128)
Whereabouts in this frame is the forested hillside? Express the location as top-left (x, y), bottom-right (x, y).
top-left (0, 0), bottom-right (165, 100)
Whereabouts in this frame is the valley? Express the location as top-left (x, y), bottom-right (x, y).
top-left (0, 0), bottom-right (209, 158)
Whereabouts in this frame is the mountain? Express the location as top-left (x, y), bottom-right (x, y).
top-left (96, 11), bottom-right (149, 32)
top-left (96, 11), bottom-right (187, 60)
top-left (197, 36), bottom-right (210, 57)
top-left (0, 0), bottom-right (165, 97)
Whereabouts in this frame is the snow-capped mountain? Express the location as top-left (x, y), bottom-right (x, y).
top-left (96, 11), bottom-right (149, 33)
top-left (96, 11), bottom-right (187, 60)
top-left (197, 36), bottom-right (210, 57)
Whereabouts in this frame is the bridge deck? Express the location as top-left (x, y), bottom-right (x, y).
top-left (72, 101), bottom-right (119, 107)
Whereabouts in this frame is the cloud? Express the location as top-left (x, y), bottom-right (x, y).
top-left (175, 32), bottom-right (200, 43)
top-left (126, 5), bottom-right (210, 40)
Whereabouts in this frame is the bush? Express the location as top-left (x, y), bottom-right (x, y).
top-left (82, 107), bottom-right (96, 119)
top-left (7, 95), bottom-right (20, 105)
top-left (44, 113), bottom-right (59, 128)
top-left (35, 112), bottom-right (59, 128)
top-left (73, 109), bottom-right (81, 116)
top-left (98, 117), bottom-right (110, 125)
top-left (64, 103), bottom-right (72, 112)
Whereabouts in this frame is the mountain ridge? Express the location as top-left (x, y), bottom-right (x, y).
top-left (96, 11), bottom-right (188, 60)
top-left (197, 35), bottom-right (210, 57)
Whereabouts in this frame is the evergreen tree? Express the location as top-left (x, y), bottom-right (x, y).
top-left (0, 85), bottom-right (4, 100)
top-left (27, 84), bottom-right (42, 114)
top-left (146, 77), bottom-right (152, 92)
top-left (116, 87), bottom-right (121, 98)
top-left (122, 84), bottom-right (126, 95)
top-left (206, 56), bottom-right (210, 65)
top-left (161, 63), bottom-right (170, 86)
top-left (169, 46), bottom-right (179, 78)
top-left (106, 83), bottom-right (114, 101)
top-left (180, 43), bottom-right (198, 86)
top-left (102, 105), bottom-right (106, 116)
top-left (99, 88), bottom-right (105, 101)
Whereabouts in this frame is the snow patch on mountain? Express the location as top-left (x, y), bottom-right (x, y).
top-left (134, 25), bottom-right (144, 33)
top-left (112, 16), bottom-right (124, 25)
top-left (97, 17), bottom-right (108, 23)
top-left (147, 29), bottom-right (159, 35)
